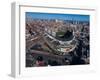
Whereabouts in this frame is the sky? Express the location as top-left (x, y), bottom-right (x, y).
top-left (26, 12), bottom-right (90, 22)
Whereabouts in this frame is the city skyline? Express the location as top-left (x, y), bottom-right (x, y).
top-left (26, 12), bottom-right (90, 67)
top-left (26, 12), bottom-right (90, 21)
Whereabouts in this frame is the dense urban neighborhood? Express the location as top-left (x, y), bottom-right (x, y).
top-left (26, 13), bottom-right (90, 67)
